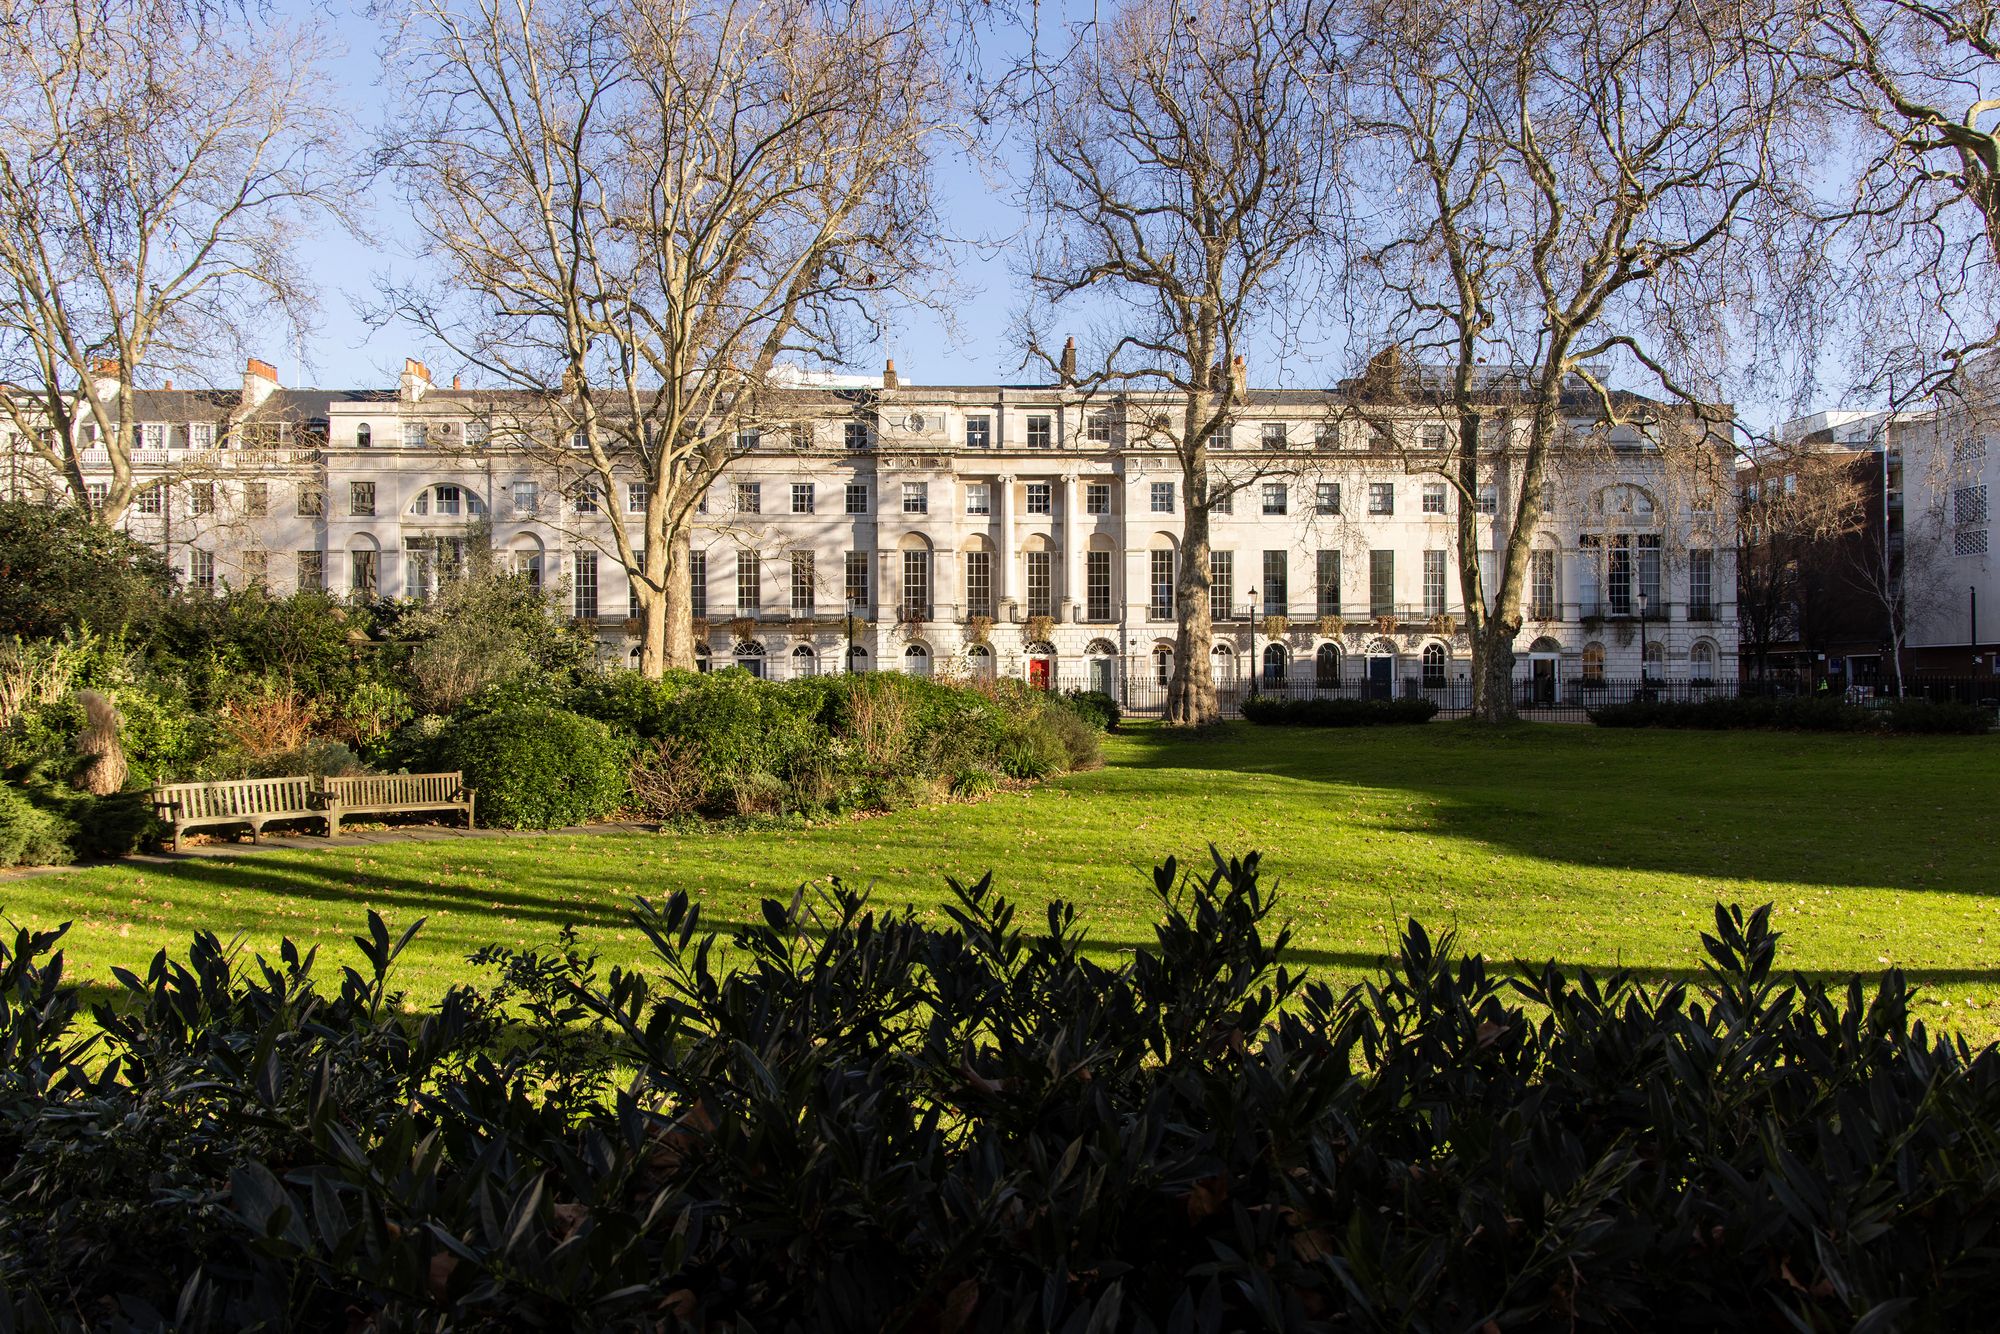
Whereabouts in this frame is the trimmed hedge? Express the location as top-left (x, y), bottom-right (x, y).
top-left (1241, 694), bottom-right (1440, 726)
top-left (437, 704), bottom-right (631, 829)
top-left (1591, 695), bottom-right (1991, 734)
top-left (5, 857), bottom-right (2000, 1327)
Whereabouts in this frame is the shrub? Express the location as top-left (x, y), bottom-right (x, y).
top-left (8, 863), bottom-right (2000, 1328)
top-left (0, 782), bottom-right (74, 866)
top-left (1590, 695), bottom-right (1991, 734)
top-left (0, 499), bottom-right (172, 640)
top-left (247, 738), bottom-right (367, 780)
top-left (1061, 688), bottom-right (1121, 731)
top-left (1242, 694), bottom-right (1440, 726)
top-left (436, 704), bottom-right (630, 829)
top-left (1881, 698), bottom-right (1992, 734)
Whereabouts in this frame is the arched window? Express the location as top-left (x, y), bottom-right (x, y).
top-left (1316, 642), bottom-right (1342, 686)
top-left (1211, 643), bottom-right (1237, 680)
top-left (792, 643), bottom-right (817, 678)
top-left (355, 422), bottom-right (372, 448)
top-left (1262, 643), bottom-right (1288, 686)
top-left (1643, 640), bottom-right (1664, 683)
top-left (847, 644), bottom-right (870, 672)
top-left (1153, 644), bottom-right (1174, 686)
top-left (733, 639), bottom-right (767, 679)
top-left (1582, 642), bottom-right (1606, 682)
top-left (1421, 642), bottom-right (1447, 688)
top-left (694, 642), bottom-right (713, 674)
top-left (904, 642), bottom-right (932, 677)
top-left (966, 643), bottom-right (995, 678)
top-left (1690, 639), bottom-right (1717, 684)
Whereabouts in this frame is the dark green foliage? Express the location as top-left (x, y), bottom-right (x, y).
top-left (1879, 698), bottom-right (1993, 733)
top-left (437, 704), bottom-right (631, 829)
top-left (1241, 694), bottom-right (1440, 726)
top-left (0, 500), bottom-right (172, 640)
top-left (1592, 695), bottom-right (1991, 734)
top-left (1061, 688), bottom-right (1122, 731)
top-left (0, 783), bottom-right (74, 867)
top-left (4, 858), bottom-right (2000, 1329)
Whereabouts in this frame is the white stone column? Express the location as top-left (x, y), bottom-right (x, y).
top-left (995, 473), bottom-right (1015, 616)
top-left (1062, 471), bottom-right (1081, 621)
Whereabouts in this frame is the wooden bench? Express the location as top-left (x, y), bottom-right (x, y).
top-left (152, 776), bottom-right (328, 852)
top-left (319, 772), bottom-right (475, 837)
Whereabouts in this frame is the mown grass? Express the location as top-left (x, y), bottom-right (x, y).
top-left (9, 721), bottom-right (2000, 1035)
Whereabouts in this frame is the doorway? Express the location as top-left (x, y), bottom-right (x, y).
top-left (1366, 655), bottom-right (1393, 700)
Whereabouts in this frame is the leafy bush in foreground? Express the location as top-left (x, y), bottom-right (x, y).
top-left (4, 854), bottom-right (1999, 1329)
top-left (437, 703), bottom-right (630, 829)
top-left (1241, 694), bottom-right (1439, 726)
top-left (1592, 694), bottom-right (1990, 734)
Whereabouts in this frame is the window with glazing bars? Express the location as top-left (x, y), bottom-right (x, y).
top-left (1689, 548), bottom-right (1713, 616)
top-left (1316, 550), bottom-right (1340, 615)
top-left (574, 551), bottom-right (598, 620)
top-left (736, 552), bottom-right (759, 613)
top-left (1209, 550), bottom-right (1233, 622)
top-left (1530, 550), bottom-right (1557, 618)
top-left (1150, 549), bottom-right (1175, 620)
top-left (844, 551), bottom-right (869, 611)
top-left (900, 550), bottom-right (930, 619)
top-left (1262, 551), bottom-right (1287, 614)
top-left (1423, 550), bottom-right (1446, 616)
top-left (965, 550), bottom-right (992, 616)
top-left (689, 552), bottom-right (707, 618)
top-left (1368, 550), bottom-right (1394, 618)
top-left (1024, 551), bottom-right (1052, 616)
top-left (1086, 550), bottom-right (1112, 620)
top-left (773, 552), bottom-right (806, 615)
top-left (1638, 535), bottom-right (1661, 608)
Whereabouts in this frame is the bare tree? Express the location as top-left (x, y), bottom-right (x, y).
top-left (1326, 0), bottom-right (1811, 719)
top-left (383, 0), bottom-right (958, 676)
top-left (1734, 450), bottom-right (1867, 681)
top-left (1018, 0), bottom-right (1336, 725)
top-left (1809, 0), bottom-right (2000, 395)
top-left (0, 0), bottom-right (345, 525)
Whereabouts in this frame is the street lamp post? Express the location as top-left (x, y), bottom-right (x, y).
top-left (845, 597), bottom-right (860, 675)
top-left (1247, 586), bottom-right (1260, 698)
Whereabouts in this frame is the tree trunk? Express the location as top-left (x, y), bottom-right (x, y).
top-left (638, 530), bottom-right (697, 676)
top-left (1473, 614), bottom-right (1519, 722)
top-left (1167, 479), bottom-right (1218, 726)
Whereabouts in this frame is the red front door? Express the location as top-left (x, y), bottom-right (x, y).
top-left (1028, 657), bottom-right (1052, 690)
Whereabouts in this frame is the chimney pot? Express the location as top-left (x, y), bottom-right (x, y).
top-left (245, 357), bottom-right (278, 383)
top-left (452, 375), bottom-right (462, 391)
top-left (241, 357), bottom-right (279, 408)
top-left (164, 378), bottom-right (173, 390)
top-left (883, 358), bottom-right (899, 391)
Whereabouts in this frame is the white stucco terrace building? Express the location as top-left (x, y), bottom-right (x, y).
top-left (2, 357), bottom-right (1739, 707)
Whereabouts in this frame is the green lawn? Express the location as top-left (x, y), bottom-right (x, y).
top-left (9, 722), bottom-right (2000, 1035)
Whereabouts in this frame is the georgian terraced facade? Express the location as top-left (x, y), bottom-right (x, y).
top-left (3, 358), bottom-right (1740, 702)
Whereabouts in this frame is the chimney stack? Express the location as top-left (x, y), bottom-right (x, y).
top-left (1059, 336), bottom-right (1077, 385)
top-left (1230, 353), bottom-right (1246, 399)
top-left (452, 375), bottom-right (462, 391)
top-left (241, 357), bottom-right (279, 409)
top-left (882, 358), bottom-right (899, 391)
top-left (399, 357), bottom-right (431, 403)
top-left (88, 358), bottom-right (120, 400)
top-left (163, 378), bottom-right (173, 391)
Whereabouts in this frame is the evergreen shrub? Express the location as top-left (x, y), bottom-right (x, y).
top-left (437, 704), bottom-right (630, 829)
top-left (1241, 695), bottom-right (1440, 726)
top-left (3, 859), bottom-right (1999, 1328)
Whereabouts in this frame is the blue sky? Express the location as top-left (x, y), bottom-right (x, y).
top-left (285, 1), bottom-right (1807, 431)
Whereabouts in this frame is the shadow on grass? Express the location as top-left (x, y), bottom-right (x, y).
top-left (1107, 721), bottom-right (2000, 898)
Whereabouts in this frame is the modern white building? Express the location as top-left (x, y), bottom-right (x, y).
top-left (2, 357), bottom-right (1740, 705)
